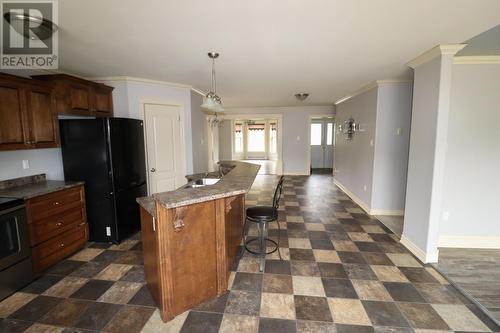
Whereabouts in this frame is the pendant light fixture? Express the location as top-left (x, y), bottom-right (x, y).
top-left (201, 52), bottom-right (224, 113)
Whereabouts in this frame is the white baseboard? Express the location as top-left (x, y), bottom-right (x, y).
top-left (370, 209), bottom-right (405, 216)
top-left (438, 236), bottom-right (500, 249)
top-left (401, 235), bottom-right (439, 263)
top-left (284, 171), bottom-right (309, 176)
top-left (333, 179), bottom-right (371, 214)
top-left (333, 179), bottom-right (404, 216)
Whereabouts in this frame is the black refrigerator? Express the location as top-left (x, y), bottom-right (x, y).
top-left (59, 118), bottom-right (147, 243)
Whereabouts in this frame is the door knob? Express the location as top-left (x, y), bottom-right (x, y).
top-left (150, 168), bottom-right (156, 172)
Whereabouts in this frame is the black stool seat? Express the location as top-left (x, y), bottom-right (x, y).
top-left (246, 206), bottom-right (276, 221)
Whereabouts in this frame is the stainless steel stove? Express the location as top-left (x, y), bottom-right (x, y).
top-left (0, 196), bottom-right (34, 301)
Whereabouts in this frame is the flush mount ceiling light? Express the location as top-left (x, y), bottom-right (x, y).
top-left (295, 93), bottom-right (309, 101)
top-left (200, 52), bottom-right (224, 113)
top-left (3, 12), bottom-right (59, 40)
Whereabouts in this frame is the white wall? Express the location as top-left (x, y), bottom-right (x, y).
top-left (190, 92), bottom-right (209, 173)
top-left (101, 78), bottom-right (194, 174)
top-left (223, 106), bottom-right (334, 174)
top-left (218, 120), bottom-right (233, 161)
top-left (0, 148), bottom-right (64, 181)
top-left (439, 63), bottom-right (500, 244)
top-left (334, 82), bottom-right (412, 214)
top-left (372, 84), bottom-right (412, 212)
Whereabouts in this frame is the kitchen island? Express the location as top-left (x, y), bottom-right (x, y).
top-left (136, 161), bottom-right (260, 322)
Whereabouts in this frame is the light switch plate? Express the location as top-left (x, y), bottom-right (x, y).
top-left (22, 160), bottom-right (29, 169)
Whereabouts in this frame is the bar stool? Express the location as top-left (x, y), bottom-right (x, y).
top-left (243, 175), bottom-right (285, 272)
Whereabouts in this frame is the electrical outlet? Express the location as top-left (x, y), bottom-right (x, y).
top-left (106, 227), bottom-right (111, 236)
top-left (442, 211), bottom-right (450, 221)
top-left (396, 128), bottom-right (403, 136)
top-left (22, 160), bottom-right (29, 169)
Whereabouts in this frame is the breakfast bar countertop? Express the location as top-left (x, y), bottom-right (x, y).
top-left (137, 161), bottom-right (260, 217)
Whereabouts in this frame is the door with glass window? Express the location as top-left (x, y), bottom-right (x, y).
top-left (310, 119), bottom-right (334, 169)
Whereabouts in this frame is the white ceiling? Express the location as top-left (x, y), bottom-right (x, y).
top-left (56, 0), bottom-right (500, 107)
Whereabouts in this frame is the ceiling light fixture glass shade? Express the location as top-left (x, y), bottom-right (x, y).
top-left (200, 52), bottom-right (224, 113)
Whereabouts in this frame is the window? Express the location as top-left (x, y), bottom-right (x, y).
top-left (310, 123), bottom-right (322, 145)
top-left (234, 123), bottom-right (243, 153)
top-left (326, 123), bottom-right (333, 145)
top-left (269, 122), bottom-right (277, 154)
top-left (247, 123), bottom-right (265, 152)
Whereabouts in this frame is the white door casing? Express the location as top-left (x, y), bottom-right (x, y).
top-left (144, 103), bottom-right (186, 194)
top-left (310, 119), bottom-right (334, 169)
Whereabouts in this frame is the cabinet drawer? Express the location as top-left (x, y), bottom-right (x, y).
top-left (29, 206), bottom-right (86, 246)
top-left (27, 186), bottom-right (85, 222)
top-left (32, 223), bottom-right (88, 273)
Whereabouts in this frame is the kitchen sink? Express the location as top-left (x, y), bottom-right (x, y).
top-left (184, 178), bottom-right (220, 189)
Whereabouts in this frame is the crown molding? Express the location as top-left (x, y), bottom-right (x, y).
top-left (88, 76), bottom-right (192, 89)
top-left (407, 44), bottom-right (467, 69)
top-left (334, 79), bottom-right (412, 105)
top-left (453, 55), bottom-right (500, 65)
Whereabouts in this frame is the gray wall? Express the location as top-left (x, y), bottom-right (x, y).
top-left (334, 88), bottom-right (378, 207)
top-left (223, 106), bottom-right (334, 174)
top-left (440, 64), bottom-right (500, 237)
top-left (403, 56), bottom-right (444, 260)
top-left (218, 120), bottom-right (233, 161)
top-left (371, 84), bottom-right (412, 211)
top-left (190, 92), bottom-right (209, 173)
top-left (0, 148), bottom-right (64, 181)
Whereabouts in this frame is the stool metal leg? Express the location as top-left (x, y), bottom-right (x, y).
top-left (259, 221), bottom-right (268, 272)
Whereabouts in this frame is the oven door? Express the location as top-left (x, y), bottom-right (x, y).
top-left (0, 205), bottom-right (30, 271)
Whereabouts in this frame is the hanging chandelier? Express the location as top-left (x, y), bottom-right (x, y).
top-left (201, 52), bottom-right (224, 113)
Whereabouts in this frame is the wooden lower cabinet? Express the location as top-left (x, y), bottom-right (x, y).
top-left (26, 185), bottom-right (88, 273)
top-left (140, 194), bottom-right (245, 322)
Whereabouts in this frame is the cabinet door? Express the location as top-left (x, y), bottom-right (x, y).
top-left (27, 86), bottom-right (59, 147)
top-left (0, 80), bottom-right (29, 150)
top-left (69, 83), bottom-right (92, 113)
top-left (94, 85), bottom-right (113, 116)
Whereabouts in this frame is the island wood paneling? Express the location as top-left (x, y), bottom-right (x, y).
top-left (140, 194), bottom-right (245, 322)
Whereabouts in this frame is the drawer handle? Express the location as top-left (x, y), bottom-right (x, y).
top-left (53, 201), bottom-right (60, 206)
top-left (59, 243), bottom-right (65, 248)
top-left (56, 222), bottom-right (63, 227)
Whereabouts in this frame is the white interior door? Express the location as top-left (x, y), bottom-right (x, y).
top-left (310, 119), bottom-right (334, 168)
top-left (144, 103), bottom-right (186, 194)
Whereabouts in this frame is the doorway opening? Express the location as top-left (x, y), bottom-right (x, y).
top-left (309, 116), bottom-right (334, 174)
top-left (220, 115), bottom-right (282, 175)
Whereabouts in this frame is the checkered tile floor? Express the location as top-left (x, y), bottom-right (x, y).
top-left (1, 174), bottom-right (499, 333)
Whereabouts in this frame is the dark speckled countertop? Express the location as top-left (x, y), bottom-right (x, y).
top-left (137, 161), bottom-right (260, 218)
top-left (0, 174), bottom-right (84, 200)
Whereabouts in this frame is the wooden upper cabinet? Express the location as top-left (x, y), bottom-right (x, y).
top-left (32, 74), bottom-right (114, 117)
top-left (94, 84), bottom-right (114, 115)
top-left (0, 73), bottom-right (59, 151)
top-left (26, 84), bottom-right (59, 147)
top-left (68, 82), bottom-right (92, 113)
top-left (0, 73), bottom-right (114, 151)
top-left (0, 76), bottom-right (29, 150)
